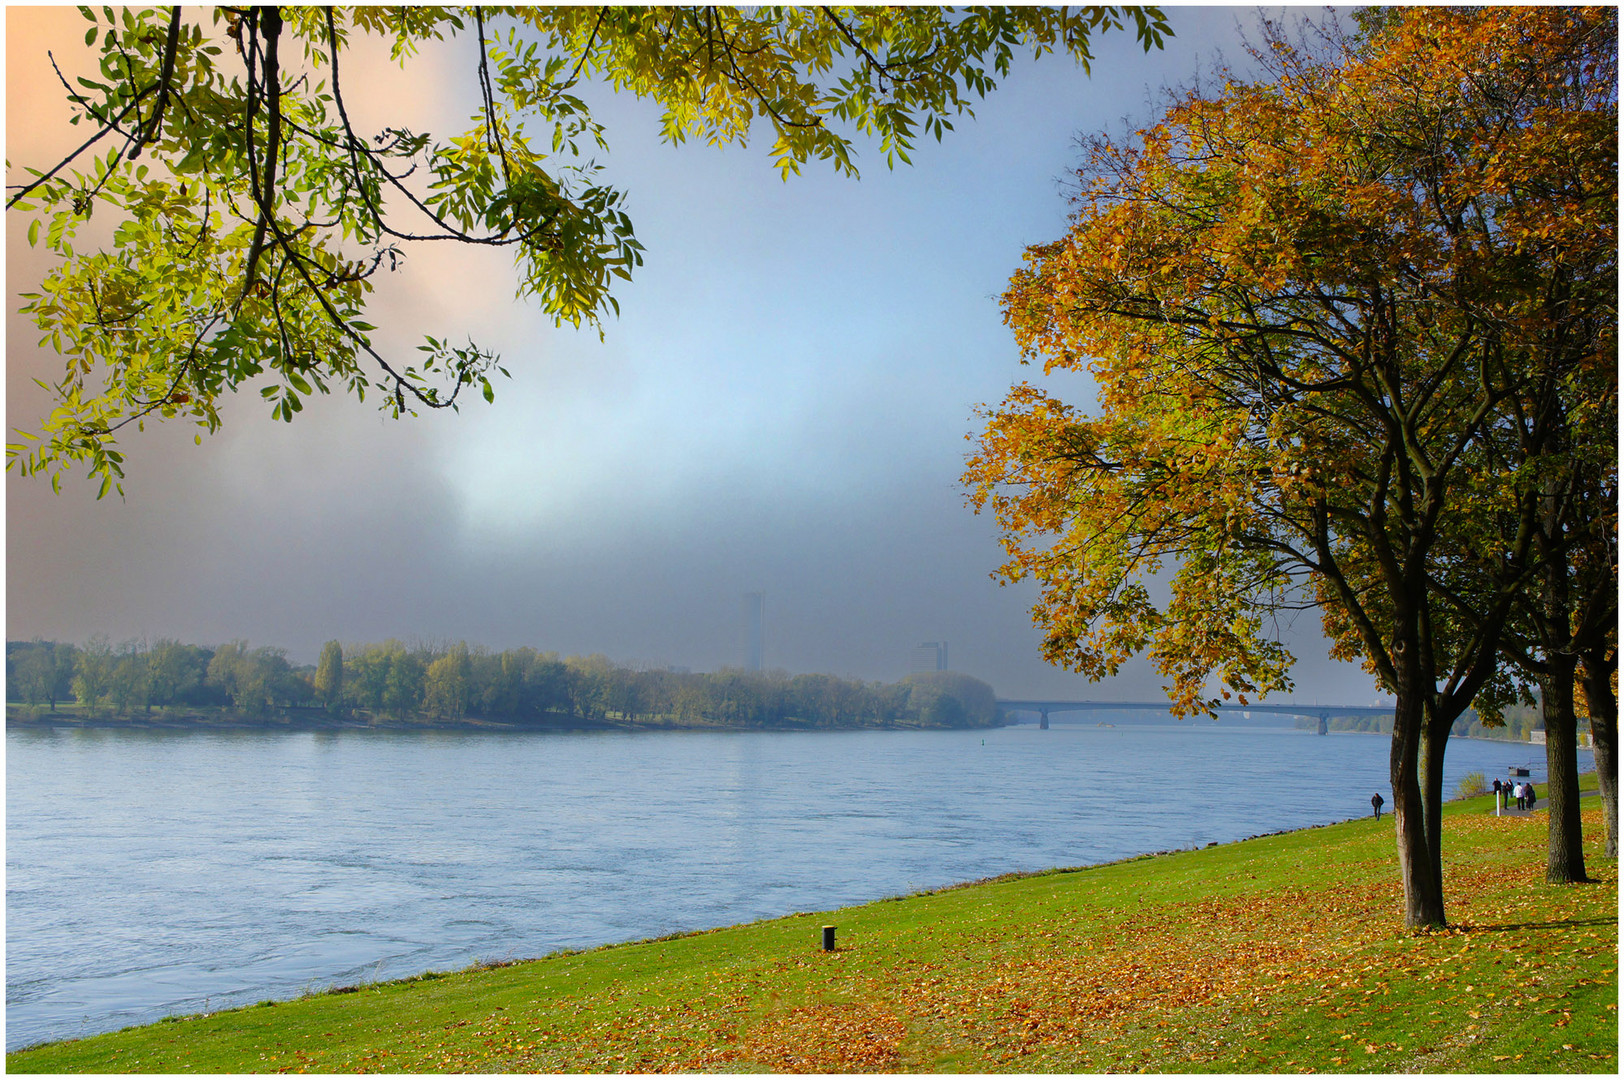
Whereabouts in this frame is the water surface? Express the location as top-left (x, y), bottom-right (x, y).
top-left (6, 722), bottom-right (1551, 1049)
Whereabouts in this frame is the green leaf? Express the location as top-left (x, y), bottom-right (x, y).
top-left (11, 3), bottom-right (1180, 491)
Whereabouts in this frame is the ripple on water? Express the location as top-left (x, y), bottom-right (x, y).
top-left (6, 723), bottom-right (1555, 1049)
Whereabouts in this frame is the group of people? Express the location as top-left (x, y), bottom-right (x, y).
top-left (1492, 777), bottom-right (1538, 810)
top-left (1370, 778), bottom-right (1541, 822)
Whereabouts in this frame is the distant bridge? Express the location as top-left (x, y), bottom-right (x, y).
top-left (996, 699), bottom-right (1394, 733)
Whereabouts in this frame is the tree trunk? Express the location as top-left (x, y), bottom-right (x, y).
top-left (1541, 664), bottom-right (1590, 883)
top-left (1391, 687), bottom-right (1446, 927)
top-left (1581, 657), bottom-right (1617, 859)
top-left (1419, 712), bottom-right (1450, 893)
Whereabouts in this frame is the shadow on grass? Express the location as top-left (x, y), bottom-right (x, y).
top-left (1460, 914), bottom-right (1618, 934)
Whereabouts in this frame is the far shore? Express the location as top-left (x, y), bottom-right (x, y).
top-left (4, 705), bottom-right (1003, 735)
top-left (7, 704), bottom-right (1550, 744)
top-left (10, 704), bottom-right (1554, 745)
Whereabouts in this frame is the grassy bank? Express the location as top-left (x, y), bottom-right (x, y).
top-left (10, 783), bottom-right (1615, 1073)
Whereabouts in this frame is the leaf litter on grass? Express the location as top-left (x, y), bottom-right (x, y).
top-left (658, 810), bottom-right (1611, 1073)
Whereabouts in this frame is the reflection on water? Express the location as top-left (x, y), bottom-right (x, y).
top-left (6, 722), bottom-right (1554, 1049)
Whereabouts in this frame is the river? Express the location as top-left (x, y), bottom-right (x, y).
top-left (6, 721), bottom-right (1556, 1050)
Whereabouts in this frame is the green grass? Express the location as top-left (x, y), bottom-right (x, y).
top-left (10, 778), bottom-right (1615, 1073)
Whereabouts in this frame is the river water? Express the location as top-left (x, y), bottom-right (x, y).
top-left (6, 721), bottom-right (1554, 1050)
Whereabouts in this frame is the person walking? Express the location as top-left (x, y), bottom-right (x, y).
top-left (1515, 782), bottom-right (1527, 810)
top-left (1371, 791), bottom-right (1385, 821)
top-left (1525, 783), bottom-right (1537, 810)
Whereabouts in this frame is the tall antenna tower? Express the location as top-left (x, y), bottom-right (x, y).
top-left (910, 641), bottom-right (948, 673)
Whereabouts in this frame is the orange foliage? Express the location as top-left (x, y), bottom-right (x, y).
top-left (966, 7), bottom-right (1616, 718)
top-left (336, 812), bottom-right (1616, 1074)
top-left (966, 5), bottom-right (1615, 929)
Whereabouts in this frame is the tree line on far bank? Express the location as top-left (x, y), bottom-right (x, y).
top-left (4, 638), bottom-right (1002, 731)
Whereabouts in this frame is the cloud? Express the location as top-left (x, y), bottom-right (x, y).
top-left (5, 7), bottom-right (1385, 704)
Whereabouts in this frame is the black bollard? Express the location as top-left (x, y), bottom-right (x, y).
top-left (822, 925), bottom-right (836, 951)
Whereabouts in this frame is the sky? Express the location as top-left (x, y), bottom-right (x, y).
top-left (5, 5), bottom-right (1390, 705)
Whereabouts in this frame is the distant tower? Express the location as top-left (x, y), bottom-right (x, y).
top-left (910, 641), bottom-right (948, 673)
top-left (743, 592), bottom-right (765, 671)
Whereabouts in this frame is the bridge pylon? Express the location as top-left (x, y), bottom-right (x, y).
top-left (1039, 709), bottom-right (1049, 730)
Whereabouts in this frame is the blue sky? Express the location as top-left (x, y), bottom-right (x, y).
top-left (6, 6), bottom-right (1388, 704)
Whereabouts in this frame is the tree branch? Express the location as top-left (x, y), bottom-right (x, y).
top-left (131, 6), bottom-right (184, 159)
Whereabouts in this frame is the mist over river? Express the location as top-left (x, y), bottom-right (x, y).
top-left (7, 722), bottom-right (1556, 1050)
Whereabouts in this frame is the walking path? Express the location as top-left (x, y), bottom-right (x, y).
top-left (1489, 789), bottom-right (1599, 817)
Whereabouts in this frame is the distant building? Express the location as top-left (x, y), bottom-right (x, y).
top-left (743, 592), bottom-right (764, 672)
top-left (910, 641), bottom-right (948, 673)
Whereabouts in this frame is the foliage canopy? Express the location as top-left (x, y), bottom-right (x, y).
top-left (7, 4), bottom-right (1170, 495)
top-left (965, 6), bottom-right (1616, 923)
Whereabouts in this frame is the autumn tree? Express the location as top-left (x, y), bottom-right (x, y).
top-left (344, 644), bottom-right (386, 715)
top-left (1526, 462), bottom-right (1618, 878)
top-left (423, 641), bottom-right (474, 719)
top-left (206, 640), bottom-right (304, 714)
top-left (147, 637), bottom-right (208, 708)
top-left (71, 636), bottom-right (116, 717)
top-left (965, 8), bottom-right (1616, 926)
top-left (205, 640), bottom-right (255, 712)
top-left (1468, 375), bottom-right (1618, 880)
top-left (521, 650), bottom-right (570, 716)
top-left (791, 672), bottom-right (862, 726)
top-left (563, 653), bottom-right (617, 722)
top-left (472, 646), bottom-right (523, 717)
top-left (7, 4), bottom-right (1170, 495)
top-left (904, 671), bottom-right (999, 727)
top-left (1310, 10), bottom-right (1618, 885)
top-left (46, 641), bottom-right (79, 710)
top-left (1531, 377), bottom-right (1617, 870)
top-left (10, 642), bottom-right (76, 709)
top-left (1334, 10), bottom-right (1618, 881)
top-left (9, 646), bottom-right (50, 706)
top-left (313, 639), bottom-right (344, 709)
top-left (382, 646), bottom-right (426, 719)
top-left (109, 641), bottom-right (152, 714)
top-left (1581, 648), bottom-right (1618, 859)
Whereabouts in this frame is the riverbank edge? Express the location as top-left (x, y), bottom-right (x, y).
top-left (3, 706), bottom-right (1547, 744)
top-left (2, 823), bottom-right (1357, 1060)
top-left (7, 771), bottom-right (1608, 1072)
top-left (4, 704), bottom-right (1003, 734)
